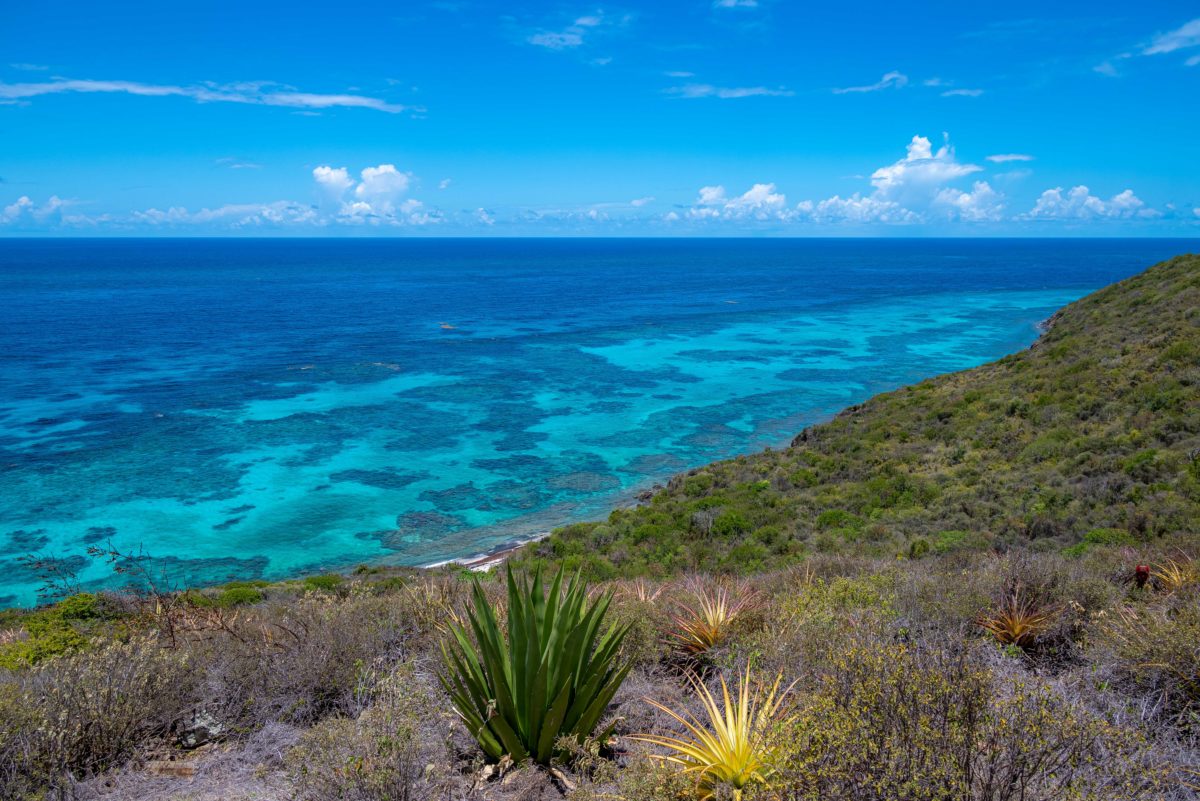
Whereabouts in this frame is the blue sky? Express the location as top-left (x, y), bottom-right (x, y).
top-left (2, 1), bottom-right (1199, 235)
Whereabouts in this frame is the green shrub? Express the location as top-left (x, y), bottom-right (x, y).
top-left (217, 586), bottom-right (264, 607)
top-left (440, 566), bottom-right (631, 765)
top-left (712, 509), bottom-right (751, 538)
top-left (816, 509), bottom-right (860, 530)
top-left (0, 594), bottom-right (112, 669)
top-left (303, 574), bottom-right (344, 592)
top-left (932, 529), bottom-right (989, 554)
top-left (908, 537), bottom-right (932, 559)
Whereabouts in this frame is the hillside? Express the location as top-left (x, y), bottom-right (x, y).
top-left (516, 253), bottom-right (1200, 578)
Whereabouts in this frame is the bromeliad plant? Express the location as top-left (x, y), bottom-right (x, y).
top-left (669, 579), bottom-right (761, 657)
top-left (632, 668), bottom-right (795, 801)
top-left (977, 588), bottom-right (1057, 650)
top-left (439, 565), bottom-right (631, 766)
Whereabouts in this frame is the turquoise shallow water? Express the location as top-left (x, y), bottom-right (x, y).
top-left (0, 238), bottom-right (1192, 605)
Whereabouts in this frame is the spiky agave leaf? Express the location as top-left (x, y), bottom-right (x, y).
top-left (439, 565), bottom-right (632, 765)
top-left (631, 669), bottom-right (795, 801)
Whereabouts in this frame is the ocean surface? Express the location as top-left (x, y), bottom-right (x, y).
top-left (0, 238), bottom-right (1192, 606)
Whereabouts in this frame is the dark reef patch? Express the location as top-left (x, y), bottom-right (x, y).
top-left (1, 529), bottom-right (50, 555)
top-left (419, 483), bottom-right (496, 513)
top-left (81, 526), bottom-right (118, 545)
top-left (329, 468), bottom-right (430, 491)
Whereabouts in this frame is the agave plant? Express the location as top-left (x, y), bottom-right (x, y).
top-left (439, 565), bottom-right (631, 765)
top-left (669, 579), bottom-right (760, 656)
top-left (977, 589), bottom-right (1056, 649)
top-left (632, 669), bottom-right (795, 801)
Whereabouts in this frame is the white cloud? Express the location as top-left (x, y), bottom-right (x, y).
top-left (1143, 18), bottom-right (1200, 55)
top-left (438, 178), bottom-right (452, 189)
top-left (797, 195), bottom-right (916, 224)
top-left (313, 165), bottom-right (355, 194)
top-left (0, 78), bottom-right (413, 113)
top-left (123, 163), bottom-right (436, 230)
top-left (933, 181), bottom-right (1006, 221)
top-left (9, 63), bottom-right (48, 71)
top-left (1187, 54), bottom-right (1200, 67)
top-left (355, 164), bottom-right (411, 209)
top-left (679, 134), bottom-right (995, 226)
top-left (687, 183), bottom-right (789, 221)
top-left (665, 70), bottom-right (694, 78)
top-left (714, 0), bottom-right (758, 6)
top-left (868, 135), bottom-right (982, 206)
top-left (833, 71), bottom-right (908, 94)
top-left (476, 208), bottom-right (495, 225)
top-left (986, 153), bottom-right (1034, 163)
top-left (666, 83), bottom-right (793, 99)
top-left (2, 194), bottom-right (68, 225)
top-left (941, 88), bottom-right (983, 97)
top-left (630, 196), bottom-right (654, 207)
top-left (1194, 208), bottom-right (1200, 218)
top-left (1024, 186), bottom-right (1160, 220)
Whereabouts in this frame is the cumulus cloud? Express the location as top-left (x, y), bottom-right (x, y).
top-left (677, 134), bottom-right (1001, 226)
top-left (796, 195), bottom-right (916, 224)
top-left (933, 181), bottom-right (1006, 221)
top-left (868, 135), bottom-right (982, 206)
top-left (1024, 186), bottom-right (1160, 220)
top-left (309, 163), bottom-right (427, 223)
top-left (2, 194), bottom-right (68, 226)
top-left (833, 71), bottom-right (908, 94)
top-left (106, 163), bottom-right (436, 231)
top-left (688, 183), bottom-right (788, 220)
top-left (0, 78), bottom-right (413, 113)
top-left (666, 84), bottom-right (793, 99)
top-left (313, 165), bottom-right (355, 194)
top-left (355, 164), bottom-right (411, 206)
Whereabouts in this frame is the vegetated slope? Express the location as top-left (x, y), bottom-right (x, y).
top-left (518, 254), bottom-right (1200, 578)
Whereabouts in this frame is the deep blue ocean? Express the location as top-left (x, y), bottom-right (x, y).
top-left (0, 238), bottom-right (1193, 605)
